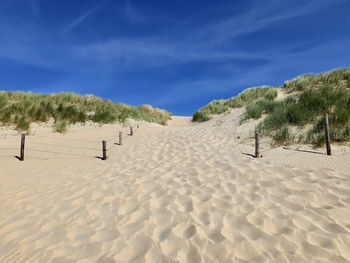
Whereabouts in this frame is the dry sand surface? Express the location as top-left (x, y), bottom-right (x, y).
top-left (1, 109), bottom-right (350, 263)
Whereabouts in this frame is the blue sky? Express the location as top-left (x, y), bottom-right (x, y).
top-left (0, 0), bottom-right (349, 115)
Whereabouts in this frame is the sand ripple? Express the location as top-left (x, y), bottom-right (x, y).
top-left (1, 116), bottom-right (350, 262)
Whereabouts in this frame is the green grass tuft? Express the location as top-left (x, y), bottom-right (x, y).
top-left (253, 68), bottom-right (350, 146)
top-left (193, 67), bottom-right (350, 146)
top-left (283, 68), bottom-right (350, 93)
top-left (15, 116), bottom-right (31, 131)
top-left (0, 91), bottom-right (172, 131)
top-left (272, 127), bottom-right (294, 145)
top-left (53, 120), bottom-right (68, 133)
top-left (192, 86), bottom-right (278, 122)
top-left (193, 109), bottom-right (211, 122)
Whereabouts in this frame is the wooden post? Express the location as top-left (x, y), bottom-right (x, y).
top-left (324, 113), bottom-right (332, 156)
top-left (130, 126), bottom-right (133, 136)
top-left (20, 133), bottom-right (25, 161)
top-left (102, 140), bottom-right (107, 160)
top-left (255, 132), bottom-right (260, 158)
top-left (137, 124), bottom-right (139, 128)
top-left (119, 131), bottom-right (122, 145)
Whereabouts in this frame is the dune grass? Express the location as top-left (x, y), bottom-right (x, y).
top-left (192, 86), bottom-right (278, 122)
top-left (0, 91), bottom-right (172, 132)
top-left (241, 89), bottom-right (278, 121)
top-left (53, 120), bottom-right (68, 133)
top-left (283, 68), bottom-right (350, 93)
top-left (193, 68), bottom-right (350, 147)
top-left (251, 68), bottom-right (350, 146)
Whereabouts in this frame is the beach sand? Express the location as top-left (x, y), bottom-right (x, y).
top-left (1, 110), bottom-right (350, 262)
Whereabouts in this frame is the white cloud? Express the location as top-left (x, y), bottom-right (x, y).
top-left (0, 0), bottom-right (348, 108)
top-left (64, 2), bottom-right (106, 32)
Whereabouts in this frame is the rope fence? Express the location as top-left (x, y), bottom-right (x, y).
top-left (0, 114), bottom-right (338, 161)
top-left (231, 113), bottom-right (334, 158)
top-left (0, 124), bottom-right (141, 161)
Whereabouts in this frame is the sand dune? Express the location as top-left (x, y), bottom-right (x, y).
top-left (1, 110), bottom-right (350, 262)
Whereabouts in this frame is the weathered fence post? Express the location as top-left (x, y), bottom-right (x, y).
top-left (255, 132), bottom-right (260, 158)
top-left (20, 133), bottom-right (25, 161)
top-left (119, 131), bottom-right (122, 145)
top-left (324, 113), bottom-right (332, 156)
top-left (102, 140), bottom-right (107, 160)
top-left (130, 126), bottom-right (133, 136)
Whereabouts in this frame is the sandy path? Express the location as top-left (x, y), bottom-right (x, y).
top-left (1, 115), bottom-right (350, 262)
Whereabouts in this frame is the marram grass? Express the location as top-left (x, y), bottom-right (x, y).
top-left (192, 86), bottom-right (277, 122)
top-left (193, 68), bottom-right (350, 147)
top-left (257, 68), bottom-right (350, 146)
top-left (0, 91), bottom-right (172, 132)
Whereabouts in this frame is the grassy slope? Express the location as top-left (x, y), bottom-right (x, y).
top-left (193, 68), bottom-right (350, 147)
top-left (0, 91), bottom-right (172, 132)
top-left (192, 86), bottom-right (278, 122)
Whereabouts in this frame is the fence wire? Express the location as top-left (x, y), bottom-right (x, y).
top-left (0, 122), bottom-right (340, 161)
top-left (230, 132), bottom-right (281, 157)
top-left (0, 124), bottom-right (141, 160)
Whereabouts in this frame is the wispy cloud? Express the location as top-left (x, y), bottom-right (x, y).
top-left (0, 0), bottom-right (349, 114)
top-left (72, 36), bottom-right (259, 70)
top-left (64, 2), bottom-right (106, 32)
top-left (1, 0), bottom-right (346, 71)
top-left (154, 35), bottom-right (350, 108)
top-left (71, 0), bottom-right (347, 69)
top-left (188, 0), bottom-right (348, 48)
